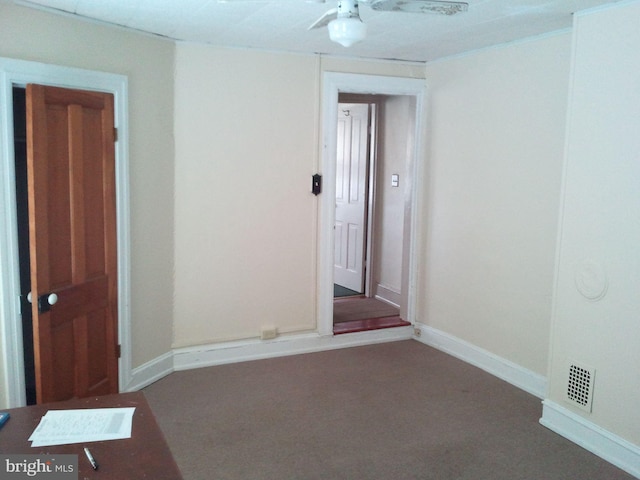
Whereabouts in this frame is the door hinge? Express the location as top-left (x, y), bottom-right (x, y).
top-left (113, 127), bottom-right (118, 142)
top-left (116, 344), bottom-right (121, 358)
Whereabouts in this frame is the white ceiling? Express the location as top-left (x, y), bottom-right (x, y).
top-left (15, 0), bottom-right (620, 62)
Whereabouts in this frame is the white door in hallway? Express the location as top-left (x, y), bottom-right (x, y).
top-left (334, 103), bottom-right (370, 292)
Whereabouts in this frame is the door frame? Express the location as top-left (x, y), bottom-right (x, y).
top-left (0, 57), bottom-right (131, 407)
top-left (318, 72), bottom-right (426, 336)
top-left (364, 102), bottom-right (377, 299)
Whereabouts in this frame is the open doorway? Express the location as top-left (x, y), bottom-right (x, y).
top-left (332, 93), bottom-right (413, 334)
top-left (317, 73), bottom-right (425, 337)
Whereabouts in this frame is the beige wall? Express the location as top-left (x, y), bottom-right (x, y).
top-left (547, 1), bottom-right (640, 445)
top-left (421, 33), bottom-right (572, 375)
top-left (172, 44), bottom-right (321, 345)
top-left (0, 2), bottom-right (175, 372)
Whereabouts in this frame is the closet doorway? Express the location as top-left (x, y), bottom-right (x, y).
top-left (0, 58), bottom-right (131, 408)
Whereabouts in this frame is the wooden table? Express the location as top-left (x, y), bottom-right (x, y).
top-left (0, 391), bottom-right (183, 479)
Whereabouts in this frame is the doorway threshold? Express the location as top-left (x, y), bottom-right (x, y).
top-left (333, 316), bottom-right (411, 335)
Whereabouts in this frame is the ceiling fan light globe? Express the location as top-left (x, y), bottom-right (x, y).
top-left (328, 17), bottom-right (367, 47)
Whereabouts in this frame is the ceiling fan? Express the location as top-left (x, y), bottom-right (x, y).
top-left (309, 0), bottom-right (468, 47)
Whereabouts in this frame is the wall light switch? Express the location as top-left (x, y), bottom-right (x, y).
top-left (391, 174), bottom-right (399, 187)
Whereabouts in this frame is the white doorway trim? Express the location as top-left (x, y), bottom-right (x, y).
top-left (0, 57), bottom-right (131, 407)
top-left (318, 72), bottom-right (426, 336)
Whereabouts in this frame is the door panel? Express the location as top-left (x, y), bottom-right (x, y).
top-left (26, 84), bottom-right (118, 404)
top-left (334, 103), bottom-right (370, 292)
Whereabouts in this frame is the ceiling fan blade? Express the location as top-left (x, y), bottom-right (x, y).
top-left (368, 0), bottom-right (468, 15)
top-left (218, 0), bottom-right (326, 3)
top-left (308, 7), bottom-right (338, 30)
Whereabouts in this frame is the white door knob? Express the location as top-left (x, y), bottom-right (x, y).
top-left (47, 293), bottom-right (58, 305)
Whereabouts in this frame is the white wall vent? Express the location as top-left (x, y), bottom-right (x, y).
top-left (566, 360), bottom-right (596, 413)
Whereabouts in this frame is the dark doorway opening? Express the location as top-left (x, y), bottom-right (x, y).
top-left (13, 86), bottom-right (36, 405)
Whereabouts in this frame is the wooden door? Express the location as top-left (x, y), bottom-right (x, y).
top-left (26, 84), bottom-right (119, 404)
top-left (334, 103), bottom-right (370, 292)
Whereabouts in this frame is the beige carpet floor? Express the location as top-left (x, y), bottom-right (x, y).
top-left (144, 341), bottom-right (635, 480)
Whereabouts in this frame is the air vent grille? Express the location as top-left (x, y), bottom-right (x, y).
top-left (566, 361), bottom-right (595, 412)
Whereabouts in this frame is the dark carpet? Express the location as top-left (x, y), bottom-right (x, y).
top-left (144, 340), bottom-right (634, 480)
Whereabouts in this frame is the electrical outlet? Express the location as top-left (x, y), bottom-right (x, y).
top-left (413, 327), bottom-right (421, 337)
top-left (261, 326), bottom-right (278, 340)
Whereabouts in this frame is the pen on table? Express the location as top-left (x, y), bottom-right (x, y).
top-left (84, 447), bottom-right (99, 470)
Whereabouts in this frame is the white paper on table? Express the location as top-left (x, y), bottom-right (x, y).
top-left (29, 407), bottom-right (135, 447)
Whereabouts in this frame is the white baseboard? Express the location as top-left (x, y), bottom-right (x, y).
top-left (540, 400), bottom-right (640, 479)
top-left (373, 283), bottom-right (401, 308)
top-left (124, 351), bottom-right (174, 392)
top-left (122, 327), bottom-right (414, 390)
top-left (129, 324), bottom-right (543, 398)
top-left (173, 326), bottom-right (414, 371)
top-left (413, 323), bottom-right (547, 399)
